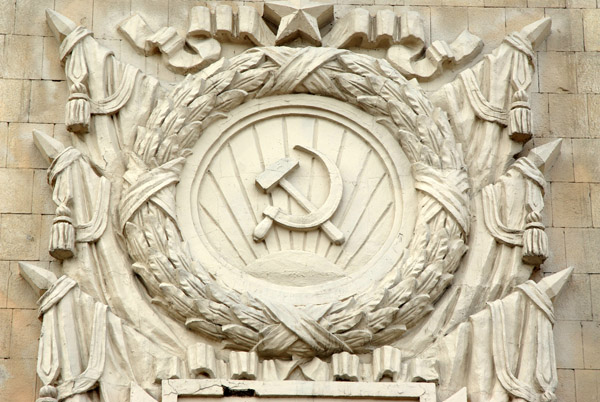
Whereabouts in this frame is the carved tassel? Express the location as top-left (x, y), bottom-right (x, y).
top-left (522, 211), bottom-right (547, 266)
top-left (509, 90), bottom-right (532, 143)
top-left (65, 90), bottom-right (90, 134)
top-left (49, 204), bottom-right (75, 260)
top-left (36, 385), bottom-right (58, 402)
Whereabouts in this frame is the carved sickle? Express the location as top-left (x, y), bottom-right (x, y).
top-left (253, 145), bottom-right (345, 245)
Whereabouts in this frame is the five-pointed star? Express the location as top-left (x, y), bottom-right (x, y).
top-left (264, 0), bottom-right (334, 46)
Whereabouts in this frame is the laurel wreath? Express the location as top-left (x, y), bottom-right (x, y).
top-left (119, 46), bottom-right (470, 357)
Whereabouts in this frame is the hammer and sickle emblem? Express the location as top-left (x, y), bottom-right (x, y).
top-left (253, 145), bottom-right (345, 245)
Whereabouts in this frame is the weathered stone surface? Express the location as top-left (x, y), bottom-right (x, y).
top-left (2, 35), bottom-right (43, 79)
top-left (0, 3), bottom-right (594, 402)
top-left (546, 8), bottom-right (583, 52)
top-left (539, 52), bottom-right (577, 93)
top-left (575, 370), bottom-right (600, 402)
top-left (552, 183), bottom-right (592, 227)
top-left (577, 52), bottom-right (600, 93)
top-left (554, 320), bottom-right (584, 369)
top-left (573, 139), bottom-right (600, 182)
top-left (565, 229), bottom-right (600, 274)
top-left (0, 80), bottom-right (31, 122)
top-left (583, 9), bottom-right (600, 52)
top-left (0, 358), bottom-right (37, 402)
top-left (0, 169), bottom-right (33, 214)
top-left (554, 274), bottom-right (592, 321)
top-left (0, 214), bottom-right (41, 261)
top-left (582, 321), bottom-right (600, 369)
top-left (549, 94), bottom-right (588, 138)
top-left (9, 308), bottom-right (39, 359)
top-left (29, 81), bottom-right (69, 124)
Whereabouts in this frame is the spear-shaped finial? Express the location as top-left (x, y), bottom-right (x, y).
top-left (519, 17), bottom-right (552, 49)
top-left (46, 9), bottom-right (77, 44)
top-left (33, 129), bottom-right (66, 165)
top-left (18, 262), bottom-right (58, 298)
top-left (527, 139), bottom-right (562, 174)
top-left (537, 267), bottom-right (574, 300)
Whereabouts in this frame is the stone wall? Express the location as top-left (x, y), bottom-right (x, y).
top-left (0, 0), bottom-right (597, 401)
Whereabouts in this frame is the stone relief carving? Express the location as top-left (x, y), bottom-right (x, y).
top-left (21, 4), bottom-right (572, 402)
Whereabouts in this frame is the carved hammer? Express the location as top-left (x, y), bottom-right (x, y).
top-left (253, 157), bottom-right (345, 245)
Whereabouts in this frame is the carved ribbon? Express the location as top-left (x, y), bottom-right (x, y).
top-left (75, 177), bottom-right (111, 243)
top-left (38, 276), bottom-right (77, 317)
top-left (118, 158), bottom-right (185, 231)
top-left (259, 47), bottom-right (344, 95)
top-left (460, 69), bottom-right (509, 126)
top-left (59, 26), bottom-right (92, 63)
top-left (481, 185), bottom-right (523, 246)
top-left (57, 303), bottom-right (108, 400)
top-left (489, 300), bottom-right (539, 401)
top-left (412, 162), bottom-right (470, 234)
top-left (48, 147), bottom-right (81, 186)
top-left (90, 64), bottom-right (139, 115)
top-left (490, 281), bottom-right (558, 402)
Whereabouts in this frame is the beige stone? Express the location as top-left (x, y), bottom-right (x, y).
top-left (556, 369), bottom-right (576, 402)
top-left (29, 80), bottom-right (69, 124)
top-left (168, 0), bottom-right (207, 35)
top-left (131, 0), bottom-right (169, 31)
top-left (467, 8), bottom-right (505, 53)
top-left (575, 370), bottom-right (600, 402)
top-left (9, 308), bottom-right (39, 359)
top-left (0, 169), bottom-right (33, 214)
top-left (591, 274), bottom-right (600, 321)
top-left (567, 0), bottom-right (596, 7)
top-left (93, 0), bottom-right (133, 39)
top-left (485, 0), bottom-right (527, 7)
top-left (582, 322), bottom-right (600, 369)
top-left (431, 7), bottom-right (467, 43)
top-left (0, 261), bottom-right (8, 308)
top-left (0, 358), bottom-right (37, 402)
top-left (441, 0), bottom-right (483, 6)
top-left (549, 94), bottom-right (588, 138)
top-left (38, 214), bottom-right (54, 262)
top-left (530, 93), bottom-right (549, 136)
top-left (591, 184), bottom-right (600, 227)
top-left (31, 169), bottom-right (54, 215)
top-left (2, 35), bottom-right (43, 80)
top-left (534, 138), bottom-right (573, 182)
top-left (546, 9), bottom-right (583, 52)
top-left (552, 183), bottom-right (592, 228)
top-left (543, 227), bottom-right (566, 273)
top-left (554, 274), bottom-right (592, 321)
top-left (0, 0), bottom-right (16, 34)
top-left (583, 9), bottom-right (600, 52)
top-left (0, 123), bottom-right (6, 167)
top-left (14, 0), bottom-right (53, 36)
top-left (0, 309), bottom-right (11, 358)
top-left (7, 123), bottom-right (53, 169)
top-left (42, 36), bottom-right (65, 81)
top-left (573, 139), bottom-right (600, 182)
top-left (0, 79), bottom-right (31, 122)
top-left (587, 95), bottom-right (600, 139)
top-left (0, 214), bottom-right (41, 261)
top-left (543, 183), bottom-right (553, 227)
top-left (539, 52), bottom-right (577, 93)
top-left (554, 320), bottom-right (584, 369)
top-left (527, 0), bottom-right (566, 6)
top-left (6, 262), bottom-right (41, 310)
top-left (565, 229), bottom-right (600, 274)
top-left (505, 8), bottom-right (545, 38)
top-left (577, 52), bottom-right (600, 94)
top-left (54, 0), bottom-right (93, 28)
